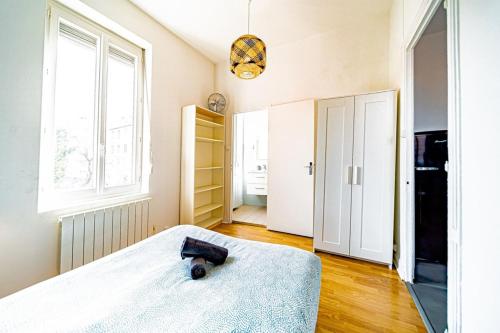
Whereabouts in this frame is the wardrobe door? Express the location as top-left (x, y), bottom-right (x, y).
top-left (314, 97), bottom-right (354, 254)
top-left (350, 91), bottom-right (396, 264)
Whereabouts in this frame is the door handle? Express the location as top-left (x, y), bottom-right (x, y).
top-left (305, 162), bottom-right (313, 176)
top-left (352, 166), bottom-right (362, 185)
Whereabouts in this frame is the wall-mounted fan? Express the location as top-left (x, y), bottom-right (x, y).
top-left (208, 93), bottom-right (227, 114)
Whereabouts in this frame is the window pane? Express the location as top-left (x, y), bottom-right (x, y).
top-left (105, 50), bottom-right (136, 188)
top-left (53, 30), bottom-right (98, 191)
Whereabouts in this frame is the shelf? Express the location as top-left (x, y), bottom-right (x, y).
top-left (196, 166), bottom-right (224, 171)
top-left (195, 184), bottom-right (223, 194)
top-left (194, 203), bottom-right (223, 217)
top-left (196, 117), bottom-right (223, 128)
top-left (196, 217), bottom-right (223, 229)
top-left (181, 104), bottom-right (225, 229)
top-left (196, 106), bottom-right (224, 118)
top-left (196, 136), bottom-right (224, 143)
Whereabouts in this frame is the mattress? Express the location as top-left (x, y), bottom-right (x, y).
top-left (0, 225), bottom-right (321, 332)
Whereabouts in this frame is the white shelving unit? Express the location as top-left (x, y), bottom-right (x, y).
top-left (180, 105), bottom-right (225, 229)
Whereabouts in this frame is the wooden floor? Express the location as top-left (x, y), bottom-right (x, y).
top-left (213, 223), bottom-right (426, 333)
top-left (232, 205), bottom-right (267, 225)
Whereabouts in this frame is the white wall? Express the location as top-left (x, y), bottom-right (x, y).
top-left (217, 10), bottom-right (392, 219)
top-left (389, 0), bottom-right (429, 88)
top-left (414, 30), bottom-right (447, 132)
top-left (388, 0), bottom-right (430, 271)
top-left (0, 0), bottom-right (55, 300)
top-left (388, 0), bottom-right (405, 269)
top-left (0, 0), bottom-right (214, 298)
top-left (458, 0), bottom-right (500, 330)
top-left (404, 0), bottom-right (428, 36)
top-left (216, 23), bottom-right (391, 114)
top-left (389, 0), bottom-right (405, 89)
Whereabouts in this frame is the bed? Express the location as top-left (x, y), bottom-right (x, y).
top-left (0, 225), bottom-right (321, 332)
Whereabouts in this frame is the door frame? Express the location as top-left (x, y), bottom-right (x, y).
top-left (399, 0), bottom-right (462, 331)
top-left (231, 113), bottom-right (244, 210)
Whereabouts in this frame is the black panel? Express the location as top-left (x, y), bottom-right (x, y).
top-left (414, 131), bottom-right (448, 266)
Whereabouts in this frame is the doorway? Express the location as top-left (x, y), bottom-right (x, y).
top-left (232, 110), bottom-right (268, 226)
top-left (230, 100), bottom-right (316, 237)
top-left (408, 3), bottom-right (448, 333)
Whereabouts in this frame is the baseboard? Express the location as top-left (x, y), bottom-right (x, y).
top-left (231, 220), bottom-right (266, 228)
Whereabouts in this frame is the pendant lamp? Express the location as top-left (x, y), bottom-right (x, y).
top-left (230, 0), bottom-right (266, 79)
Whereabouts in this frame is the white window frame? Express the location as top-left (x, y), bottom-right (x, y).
top-left (39, 1), bottom-right (151, 213)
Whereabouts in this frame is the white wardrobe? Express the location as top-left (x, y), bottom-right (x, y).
top-left (313, 91), bottom-right (397, 265)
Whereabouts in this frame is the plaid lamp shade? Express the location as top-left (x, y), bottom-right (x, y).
top-left (230, 34), bottom-right (266, 79)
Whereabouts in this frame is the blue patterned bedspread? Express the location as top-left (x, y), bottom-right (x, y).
top-left (0, 225), bottom-right (321, 332)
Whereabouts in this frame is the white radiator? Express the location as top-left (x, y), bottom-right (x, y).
top-left (59, 198), bottom-right (151, 273)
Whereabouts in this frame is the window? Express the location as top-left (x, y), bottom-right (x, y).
top-left (39, 3), bottom-right (146, 211)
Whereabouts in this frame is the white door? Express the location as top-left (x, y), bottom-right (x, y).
top-left (350, 91), bottom-right (396, 264)
top-left (267, 100), bottom-right (315, 237)
top-left (232, 114), bottom-right (244, 209)
top-left (314, 97), bottom-right (355, 254)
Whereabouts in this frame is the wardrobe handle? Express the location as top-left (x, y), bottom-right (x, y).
top-left (353, 166), bottom-right (362, 185)
top-left (346, 166), bottom-right (353, 185)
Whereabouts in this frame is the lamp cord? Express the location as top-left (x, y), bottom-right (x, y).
top-left (247, 0), bottom-right (252, 34)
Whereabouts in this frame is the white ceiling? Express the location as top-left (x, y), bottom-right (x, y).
top-left (130, 0), bottom-right (393, 63)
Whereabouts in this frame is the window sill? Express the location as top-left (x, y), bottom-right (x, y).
top-left (38, 192), bottom-right (151, 218)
